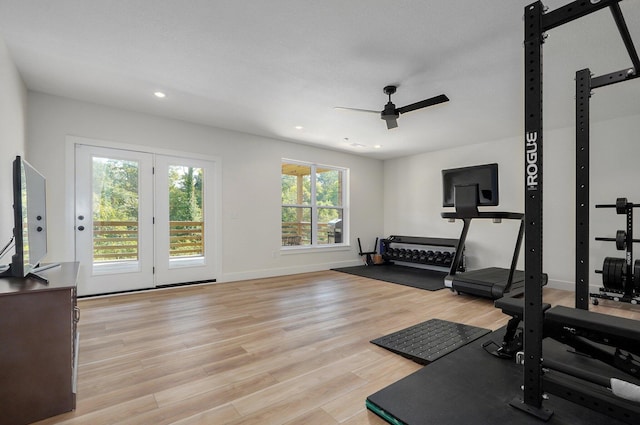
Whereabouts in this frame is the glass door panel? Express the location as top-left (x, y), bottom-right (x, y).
top-left (155, 155), bottom-right (218, 284)
top-left (75, 145), bottom-right (154, 295)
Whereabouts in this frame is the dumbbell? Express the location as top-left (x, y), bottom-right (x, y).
top-left (426, 251), bottom-right (435, 263)
top-left (412, 249), bottom-right (420, 261)
top-left (419, 250), bottom-right (428, 263)
top-left (434, 251), bottom-right (444, 264)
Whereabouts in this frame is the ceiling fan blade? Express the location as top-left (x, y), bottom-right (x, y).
top-left (334, 106), bottom-right (380, 114)
top-left (385, 118), bottom-right (398, 129)
top-left (397, 94), bottom-right (449, 115)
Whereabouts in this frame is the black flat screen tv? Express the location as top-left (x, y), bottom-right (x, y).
top-left (442, 163), bottom-right (499, 208)
top-left (0, 156), bottom-right (48, 279)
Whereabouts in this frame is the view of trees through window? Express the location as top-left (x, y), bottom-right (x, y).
top-left (168, 165), bottom-right (203, 223)
top-left (168, 165), bottom-right (204, 258)
top-left (92, 157), bottom-right (140, 262)
top-left (281, 162), bottom-right (345, 246)
top-left (91, 158), bottom-right (204, 262)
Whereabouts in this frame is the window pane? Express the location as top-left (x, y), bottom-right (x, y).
top-left (316, 168), bottom-right (342, 207)
top-left (282, 163), bottom-right (311, 205)
top-left (318, 208), bottom-right (343, 244)
top-left (168, 165), bottom-right (204, 258)
top-left (282, 206), bottom-right (311, 246)
top-left (92, 157), bottom-right (139, 263)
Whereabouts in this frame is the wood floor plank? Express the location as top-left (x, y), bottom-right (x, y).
top-left (166, 404), bottom-right (242, 425)
top-left (282, 408), bottom-right (340, 425)
top-left (30, 270), bottom-right (638, 425)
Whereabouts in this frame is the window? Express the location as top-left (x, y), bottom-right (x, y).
top-left (281, 160), bottom-right (347, 247)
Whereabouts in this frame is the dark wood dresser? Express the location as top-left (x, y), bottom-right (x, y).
top-left (0, 262), bottom-right (79, 425)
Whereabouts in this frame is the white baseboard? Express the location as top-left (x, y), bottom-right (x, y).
top-left (545, 278), bottom-right (603, 295)
top-left (220, 259), bottom-right (362, 283)
top-left (545, 278), bottom-right (574, 291)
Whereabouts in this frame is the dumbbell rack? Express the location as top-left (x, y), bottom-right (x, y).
top-left (380, 235), bottom-right (464, 272)
top-left (592, 197), bottom-right (640, 305)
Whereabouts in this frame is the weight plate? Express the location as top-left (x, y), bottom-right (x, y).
top-left (616, 197), bottom-right (627, 214)
top-left (616, 230), bottom-right (627, 250)
top-left (602, 257), bottom-right (612, 287)
top-left (602, 257), bottom-right (625, 291)
top-left (635, 259), bottom-right (640, 291)
top-left (614, 258), bottom-right (624, 291)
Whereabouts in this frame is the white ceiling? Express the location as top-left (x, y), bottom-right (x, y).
top-left (0, 0), bottom-right (638, 159)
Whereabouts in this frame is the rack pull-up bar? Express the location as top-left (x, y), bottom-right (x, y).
top-left (541, 0), bottom-right (617, 30)
top-left (610, 3), bottom-right (640, 71)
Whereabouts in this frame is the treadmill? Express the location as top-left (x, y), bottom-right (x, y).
top-left (442, 183), bottom-right (525, 299)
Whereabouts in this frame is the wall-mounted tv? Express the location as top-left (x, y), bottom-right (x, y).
top-left (442, 163), bottom-right (499, 208)
top-left (0, 156), bottom-right (48, 279)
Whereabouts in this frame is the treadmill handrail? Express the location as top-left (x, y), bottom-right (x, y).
top-left (444, 212), bottom-right (525, 296)
top-left (441, 211), bottom-right (524, 220)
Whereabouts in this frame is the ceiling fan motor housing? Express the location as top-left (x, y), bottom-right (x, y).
top-left (381, 102), bottom-right (399, 120)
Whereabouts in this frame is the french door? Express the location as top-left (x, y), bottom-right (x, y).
top-left (154, 155), bottom-right (217, 285)
top-left (75, 144), bottom-right (218, 296)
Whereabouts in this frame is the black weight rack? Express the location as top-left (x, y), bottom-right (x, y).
top-left (592, 197), bottom-right (640, 305)
top-left (380, 235), bottom-right (464, 273)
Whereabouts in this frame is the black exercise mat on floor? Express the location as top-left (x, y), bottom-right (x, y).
top-left (370, 318), bottom-right (491, 365)
top-left (367, 327), bottom-right (637, 425)
top-left (331, 265), bottom-right (446, 291)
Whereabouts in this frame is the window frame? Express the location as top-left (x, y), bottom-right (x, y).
top-left (281, 159), bottom-right (349, 250)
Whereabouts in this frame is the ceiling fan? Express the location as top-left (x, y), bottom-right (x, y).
top-left (336, 85), bottom-right (449, 129)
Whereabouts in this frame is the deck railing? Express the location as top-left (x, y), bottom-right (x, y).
top-left (93, 220), bottom-right (204, 261)
top-left (281, 222), bottom-right (336, 245)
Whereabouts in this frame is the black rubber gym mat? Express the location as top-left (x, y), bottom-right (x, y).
top-left (370, 318), bottom-right (491, 364)
top-left (367, 327), bottom-right (637, 425)
top-left (331, 265), bottom-right (446, 291)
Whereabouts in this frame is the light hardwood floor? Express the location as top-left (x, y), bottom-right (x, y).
top-left (34, 271), bottom-right (640, 425)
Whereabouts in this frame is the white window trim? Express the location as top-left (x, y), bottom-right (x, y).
top-left (281, 159), bottom-right (349, 251)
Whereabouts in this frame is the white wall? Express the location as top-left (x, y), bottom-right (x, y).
top-left (24, 86), bottom-right (640, 292)
top-left (384, 114), bottom-right (640, 292)
top-left (0, 36), bottom-right (27, 251)
top-left (384, 137), bottom-right (525, 275)
top-left (26, 92), bottom-right (384, 283)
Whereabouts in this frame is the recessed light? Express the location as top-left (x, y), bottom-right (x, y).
top-left (295, 126), bottom-right (304, 130)
top-left (373, 145), bottom-right (382, 149)
top-left (154, 91), bottom-right (166, 98)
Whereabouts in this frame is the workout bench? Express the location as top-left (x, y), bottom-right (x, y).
top-left (487, 296), bottom-right (640, 423)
